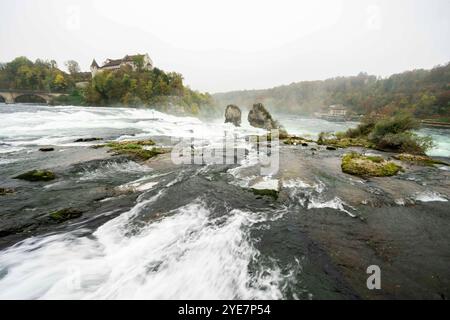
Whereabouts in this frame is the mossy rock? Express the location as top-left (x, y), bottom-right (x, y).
top-left (107, 139), bottom-right (155, 148)
top-left (105, 139), bottom-right (168, 160)
top-left (318, 133), bottom-right (375, 149)
top-left (14, 169), bottom-right (56, 182)
top-left (49, 208), bottom-right (83, 223)
top-left (90, 144), bottom-right (106, 149)
top-left (341, 153), bottom-right (402, 177)
top-left (0, 187), bottom-right (15, 196)
top-left (393, 153), bottom-right (449, 167)
top-left (126, 148), bottom-right (169, 160)
top-left (284, 136), bottom-right (315, 145)
top-left (250, 188), bottom-right (279, 200)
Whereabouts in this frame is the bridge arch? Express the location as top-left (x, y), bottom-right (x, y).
top-left (14, 94), bottom-right (49, 104)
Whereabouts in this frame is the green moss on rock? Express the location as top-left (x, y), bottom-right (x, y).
top-left (90, 144), bottom-right (106, 149)
top-left (105, 139), bottom-right (168, 160)
top-left (393, 153), bottom-right (449, 166)
top-left (49, 208), bottom-right (83, 223)
top-left (341, 153), bottom-right (402, 177)
top-left (14, 169), bottom-right (56, 182)
top-left (284, 136), bottom-right (315, 145)
top-left (318, 132), bottom-right (375, 149)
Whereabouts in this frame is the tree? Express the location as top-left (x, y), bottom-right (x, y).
top-left (132, 55), bottom-right (144, 72)
top-left (53, 73), bottom-right (67, 91)
top-left (65, 60), bottom-right (80, 75)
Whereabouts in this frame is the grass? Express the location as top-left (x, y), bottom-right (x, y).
top-left (341, 152), bottom-right (402, 177)
top-left (105, 139), bottom-right (168, 160)
top-left (14, 169), bottom-right (56, 182)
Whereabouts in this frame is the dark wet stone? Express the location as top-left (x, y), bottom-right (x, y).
top-left (14, 169), bottom-right (56, 182)
top-left (39, 147), bottom-right (54, 152)
top-left (74, 138), bottom-right (103, 143)
top-left (326, 146), bottom-right (337, 150)
top-left (0, 187), bottom-right (15, 196)
top-left (49, 208), bottom-right (83, 223)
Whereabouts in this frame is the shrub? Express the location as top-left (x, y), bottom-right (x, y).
top-left (345, 116), bottom-right (377, 138)
top-left (342, 113), bottom-right (433, 155)
top-left (368, 113), bottom-right (419, 142)
top-left (376, 132), bottom-right (434, 155)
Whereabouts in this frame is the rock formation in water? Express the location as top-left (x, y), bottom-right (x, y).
top-left (224, 104), bottom-right (242, 127)
top-left (248, 103), bottom-right (288, 137)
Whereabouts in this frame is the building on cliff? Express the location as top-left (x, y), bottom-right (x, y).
top-left (90, 53), bottom-right (153, 77)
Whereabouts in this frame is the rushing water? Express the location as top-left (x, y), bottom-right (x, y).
top-left (0, 104), bottom-right (449, 299)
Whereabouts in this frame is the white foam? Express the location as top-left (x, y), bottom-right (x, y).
top-left (78, 161), bottom-right (152, 181)
top-left (251, 178), bottom-right (279, 191)
top-left (283, 179), bottom-right (356, 217)
top-left (414, 191), bottom-right (448, 202)
top-left (117, 179), bottom-right (159, 192)
top-left (307, 197), bottom-right (356, 218)
top-left (0, 200), bottom-right (287, 299)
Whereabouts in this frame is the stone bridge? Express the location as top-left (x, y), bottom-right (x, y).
top-left (0, 89), bottom-right (67, 104)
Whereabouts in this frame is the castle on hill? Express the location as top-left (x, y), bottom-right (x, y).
top-left (90, 53), bottom-right (153, 77)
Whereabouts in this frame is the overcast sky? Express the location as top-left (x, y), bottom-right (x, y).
top-left (1, 0), bottom-right (449, 93)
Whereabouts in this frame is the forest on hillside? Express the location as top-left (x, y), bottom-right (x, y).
top-left (0, 57), bottom-right (214, 115)
top-left (213, 63), bottom-right (450, 121)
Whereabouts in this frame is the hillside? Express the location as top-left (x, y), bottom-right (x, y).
top-left (0, 56), bottom-right (215, 115)
top-left (213, 63), bottom-right (450, 121)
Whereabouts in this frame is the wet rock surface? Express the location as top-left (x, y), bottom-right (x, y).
top-left (0, 133), bottom-right (449, 299)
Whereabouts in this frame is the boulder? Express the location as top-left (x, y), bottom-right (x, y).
top-left (341, 153), bottom-right (402, 177)
top-left (14, 169), bottom-right (56, 182)
top-left (39, 147), bottom-right (54, 152)
top-left (248, 103), bottom-right (287, 136)
top-left (248, 103), bottom-right (277, 129)
top-left (224, 105), bottom-right (242, 127)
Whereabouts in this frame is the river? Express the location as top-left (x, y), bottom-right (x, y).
top-left (0, 104), bottom-right (449, 299)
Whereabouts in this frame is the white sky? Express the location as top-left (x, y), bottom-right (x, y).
top-left (1, 0), bottom-right (449, 93)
